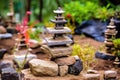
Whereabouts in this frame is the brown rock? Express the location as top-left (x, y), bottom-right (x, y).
top-left (104, 70), bottom-right (117, 79)
top-left (83, 74), bottom-right (100, 80)
top-left (0, 26), bottom-right (6, 34)
top-left (54, 56), bottom-right (76, 66)
top-left (59, 65), bottom-right (68, 76)
top-left (29, 59), bottom-right (58, 76)
top-left (50, 46), bottom-right (72, 58)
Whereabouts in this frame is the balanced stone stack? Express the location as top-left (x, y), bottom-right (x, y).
top-left (43, 7), bottom-right (73, 58)
top-left (28, 7), bottom-right (83, 78)
top-left (104, 18), bottom-right (117, 54)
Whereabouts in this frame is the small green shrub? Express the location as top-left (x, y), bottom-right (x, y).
top-left (72, 44), bottom-right (95, 70)
top-left (64, 1), bottom-right (115, 23)
top-left (113, 38), bottom-right (120, 56)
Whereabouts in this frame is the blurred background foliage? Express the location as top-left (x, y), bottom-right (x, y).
top-left (0, 0), bottom-right (120, 24)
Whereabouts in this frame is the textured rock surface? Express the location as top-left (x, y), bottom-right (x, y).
top-left (104, 70), bottom-right (117, 80)
top-left (54, 56), bottom-right (76, 66)
top-left (29, 59), bottom-right (58, 76)
top-left (83, 74), bottom-right (100, 80)
top-left (50, 46), bottom-right (72, 58)
top-left (59, 65), bottom-right (68, 76)
top-left (0, 26), bottom-right (7, 34)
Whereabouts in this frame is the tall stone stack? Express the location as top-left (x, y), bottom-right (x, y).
top-left (28, 7), bottom-right (83, 78)
top-left (104, 18), bottom-right (117, 54)
top-left (43, 7), bottom-right (73, 58)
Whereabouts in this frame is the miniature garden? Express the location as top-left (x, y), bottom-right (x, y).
top-left (0, 0), bottom-right (120, 80)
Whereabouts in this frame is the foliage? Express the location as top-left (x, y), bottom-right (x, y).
top-left (64, 1), bottom-right (115, 23)
top-left (113, 38), bottom-right (120, 56)
top-left (72, 43), bottom-right (95, 70)
top-left (29, 26), bottom-right (43, 42)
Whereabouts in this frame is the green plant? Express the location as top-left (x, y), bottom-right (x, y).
top-left (64, 1), bottom-right (115, 23)
top-left (72, 43), bottom-right (95, 71)
top-left (113, 38), bottom-right (120, 56)
top-left (29, 26), bottom-right (43, 42)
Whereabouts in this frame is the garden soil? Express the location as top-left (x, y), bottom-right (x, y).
top-left (0, 34), bottom-right (120, 80)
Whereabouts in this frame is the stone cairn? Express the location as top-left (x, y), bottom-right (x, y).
top-left (28, 7), bottom-right (83, 78)
top-left (104, 18), bottom-right (117, 54)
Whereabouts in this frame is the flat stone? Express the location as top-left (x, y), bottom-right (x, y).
top-left (54, 56), bottom-right (76, 66)
top-left (83, 74), bottom-right (100, 80)
top-left (13, 53), bottom-right (37, 67)
top-left (87, 69), bottom-right (98, 74)
top-left (104, 70), bottom-right (117, 79)
top-left (29, 59), bottom-right (58, 76)
top-left (59, 65), bottom-right (68, 76)
top-left (50, 46), bottom-right (72, 58)
top-left (44, 36), bottom-right (73, 46)
top-left (46, 27), bottom-right (71, 34)
top-left (50, 19), bottom-right (67, 24)
top-left (0, 33), bottom-right (12, 39)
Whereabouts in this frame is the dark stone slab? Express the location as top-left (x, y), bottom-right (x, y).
top-left (95, 51), bottom-right (116, 60)
top-left (50, 19), bottom-right (67, 24)
top-left (1, 67), bottom-right (19, 80)
top-left (68, 59), bottom-right (83, 75)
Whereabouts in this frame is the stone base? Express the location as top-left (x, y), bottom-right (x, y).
top-left (44, 36), bottom-right (73, 46)
top-left (49, 46), bottom-right (72, 58)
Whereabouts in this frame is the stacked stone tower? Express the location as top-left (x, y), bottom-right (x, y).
top-left (104, 18), bottom-right (117, 54)
top-left (43, 7), bottom-right (73, 58)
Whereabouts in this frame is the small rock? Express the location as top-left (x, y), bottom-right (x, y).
top-left (83, 74), bottom-right (100, 80)
top-left (29, 59), bottom-right (58, 76)
top-left (87, 69), bottom-right (98, 74)
top-left (0, 26), bottom-right (7, 34)
top-left (13, 53), bottom-right (37, 68)
top-left (54, 56), bottom-right (76, 66)
top-left (104, 70), bottom-right (117, 80)
top-left (0, 60), bottom-right (13, 73)
top-left (74, 55), bottom-right (80, 60)
top-left (59, 65), bottom-right (68, 76)
top-left (1, 67), bottom-right (19, 80)
top-left (68, 59), bottom-right (83, 75)
top-left (29, 39), bottom-right (40, 49)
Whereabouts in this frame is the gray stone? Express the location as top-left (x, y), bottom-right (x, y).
top-left (0, 26), bottom-right (7, 34)
top-left (104, 70), bottom-right (117, 80)
top-left (29, 39), bottom-right (40, 49)
top-left (59, 65), bottom-right (68, 76)
top-left (13, 53), bottom-right (37, 65)
top-left (46, 27), bottom-right (71, 34)
top-left (29, 59), bottom-right (58, 76)
top-left (0, 33), bottom-right (12, 39)
top-left (83, 74), bottom-right (100, 80)
top-left (50, 46), bottom-right (72, 58)
top-left (54, 56), bottom-right (76, 66)
top-left (44, 36), bottom-right (73, 46)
